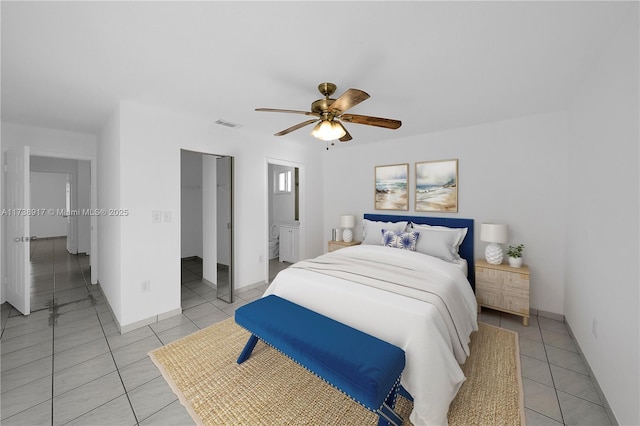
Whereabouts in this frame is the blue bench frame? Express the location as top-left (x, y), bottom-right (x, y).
top-left (235, 295), bottom-right (406, 426)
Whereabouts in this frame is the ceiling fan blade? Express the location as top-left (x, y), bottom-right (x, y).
top-left (336, 122), bottom-right (352, 142)
top-left (339, 113), bottom-right (402, 129)
top-left (327, 89), bottom-right (370, 114)
top-left (274, 119), bottom-right (319, 136)
top-left (256, 108), bottom-right (320, 117)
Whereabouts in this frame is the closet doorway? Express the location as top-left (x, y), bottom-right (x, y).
top-left (180, 150), bottom-right (234, 303)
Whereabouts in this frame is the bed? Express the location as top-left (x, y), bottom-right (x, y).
top-left (263, 214), bottom-right (478, 426)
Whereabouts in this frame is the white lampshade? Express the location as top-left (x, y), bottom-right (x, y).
top-left (480, 223), bottom-right (508, 243)
top-left (481, 223), bottom-right (508, 265)
top-left (340, 215), bottom-right (355, 229)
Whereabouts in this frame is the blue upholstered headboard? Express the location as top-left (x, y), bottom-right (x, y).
top-left (363, 214), bottom-right (475, 290)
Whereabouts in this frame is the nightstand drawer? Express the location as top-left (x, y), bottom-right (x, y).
top-left (502, 284), bottom-right (529, 315)
top-left (475, 275), bottom-right (501, 308)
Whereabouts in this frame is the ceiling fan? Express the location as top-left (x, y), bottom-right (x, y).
top-left (256, 82), bottom-right (402, 142)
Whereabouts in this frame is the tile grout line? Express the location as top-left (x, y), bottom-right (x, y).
top-left (2, 239), bottom-right (110, 425)
top-left (539, 322), bottom-right (566, 425)
top-left (499, 312), bottom-right (567, 425)
top-left (540, 325), bottom-right (610, 416)
top-left (66, 246), bottom-right (142, 426)
top-left (25, 238), bottom-right (130, 426)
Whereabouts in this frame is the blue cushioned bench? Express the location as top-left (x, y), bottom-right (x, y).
top-left (235, 295), bottom-right (406, 426)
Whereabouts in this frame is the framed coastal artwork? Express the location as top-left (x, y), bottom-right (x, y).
top-left (374, 163), bottom-right (409, 210)
top-left (415, 159), bottom-right (458, 212)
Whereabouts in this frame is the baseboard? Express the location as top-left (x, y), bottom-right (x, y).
top-left (181, 256), bottom-right (203, 263)
top-left (235, 280), bottom-right (267, 294)
top-left (565, 320), bottom-right (619, 426)
top-left (200, 279), bottom-right (265, 302)
top-left (539, 310), bottom-right (564, 322)
top-left (117, 307), bottom-right (182, 334)
top-left (97, 281), bottom-right (182, 335)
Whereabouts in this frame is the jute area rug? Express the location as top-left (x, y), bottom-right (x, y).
top-left (149, 318), bottom-right (524, 425)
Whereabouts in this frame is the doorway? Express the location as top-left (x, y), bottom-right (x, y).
top-left (180, 150), bottom-right (234, 303)
top-left (3, 148), bottom-right (96, 316)
top-left (266, 159), bottom-right (303, 283)
top-left (30, 157), bottom-right (92, 256)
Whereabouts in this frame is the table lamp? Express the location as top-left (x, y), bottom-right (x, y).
top-left (480, 223), bottom-right (508, 265)
top-left (340, 215), bottom-right (355, 243)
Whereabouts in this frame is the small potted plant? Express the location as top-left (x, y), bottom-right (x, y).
top-left (507, 244), bottom-right (525, 268)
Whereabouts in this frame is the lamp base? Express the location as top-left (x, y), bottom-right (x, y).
top-left (485, 243), bottom-right (504, 265)
top-left (342, 228), bottom-right (353, 243)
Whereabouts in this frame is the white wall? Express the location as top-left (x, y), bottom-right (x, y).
top-left (180, 150), bottom-right (203, 259)
top-left (1, 147), bottom-right (3, 303)
top-left (323, 111), bottom-right (569, 315)
top-left (77, 160), bottom-right (91, 254)
top-left (2, 123), bottom-right (98, 158)
top-left (30, 172), bottom-right (68, 238)
top-left (216, 157), bottom-right (231, 266)
top-left (202, 155), bottom-right (217, 283)
top-left (565, 13), bottom-right (639, 425)
top-left (97, 108), bottom-right (122, 321)
top-left (102, 100), bottom-right (324, 329)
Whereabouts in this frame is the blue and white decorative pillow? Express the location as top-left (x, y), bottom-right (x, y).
top-left (381, 229), bottom-right (420, 251)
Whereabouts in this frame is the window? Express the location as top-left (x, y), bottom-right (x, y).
top-left (274, 170), bottom-right (292, 194)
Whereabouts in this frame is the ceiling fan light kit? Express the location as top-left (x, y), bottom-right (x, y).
top-left (256, 82), bottom-right (402, 143)
top-left (310, 120), bottom-right (346, 141)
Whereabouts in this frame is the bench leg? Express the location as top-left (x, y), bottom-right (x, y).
top-left (377, 384), bottom-right (403, 426)
top-left (377, 404), bottom-right (402, 426)
top-left (237, 334), bottom-right (259, 364)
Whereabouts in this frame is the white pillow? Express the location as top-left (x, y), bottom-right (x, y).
top-left (362, 219), bottom-right (409, 245)
top-left (410, 223), bottom-right (468, 262)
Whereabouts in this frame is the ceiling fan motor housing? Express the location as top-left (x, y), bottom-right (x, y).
top-left (311, 98), bottom-right (337, 115)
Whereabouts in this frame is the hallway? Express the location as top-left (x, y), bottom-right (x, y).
top-left (28, 237), bottom-right (95, 314)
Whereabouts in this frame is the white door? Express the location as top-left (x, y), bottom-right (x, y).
top-left (5, 146), bottom-right (31, 315)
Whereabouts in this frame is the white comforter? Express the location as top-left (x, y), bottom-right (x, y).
top-left (263, 245), bottom-right (478, 426)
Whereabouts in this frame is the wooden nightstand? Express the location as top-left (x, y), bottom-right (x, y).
top-left (475, 259), bottom-right (530, 326)
top-left (328, 240), bottom-right (361, 252)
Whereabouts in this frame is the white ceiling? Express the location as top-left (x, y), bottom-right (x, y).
top-left (1, 1), bottom-right (632, 145)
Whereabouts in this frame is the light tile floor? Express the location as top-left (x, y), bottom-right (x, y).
top-left (269, 257), bottom-right (292, 282)
top-left (478, 309), bottom-right (611, 426)
top-left (1, 237), bottom-right (611, 425)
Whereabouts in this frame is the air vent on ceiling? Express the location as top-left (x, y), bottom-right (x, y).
top-left (215, 119), bottom-right (241, 128)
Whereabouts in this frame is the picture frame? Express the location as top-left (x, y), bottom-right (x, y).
top-left (415, 159), bottom-right (458, 212)
top-left (374, 163), bottom-right (409, 211)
